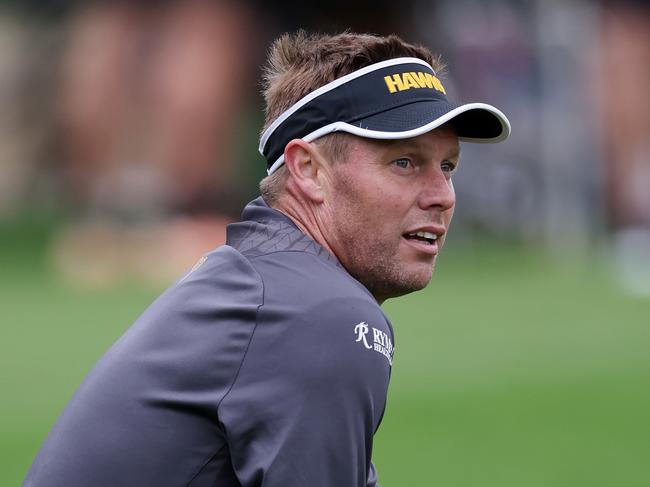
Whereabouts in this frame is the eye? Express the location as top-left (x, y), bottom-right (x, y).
top-left (441, 160), bottom-right (457, 174)
top-left (392, 158), bottom-right (413, 170)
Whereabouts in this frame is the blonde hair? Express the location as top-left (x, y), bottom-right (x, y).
top-left (259, 31), bottom-right (444, 205)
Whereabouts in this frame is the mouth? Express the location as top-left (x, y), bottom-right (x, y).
top-left (403, 231), bottom-right (438, 245)
top-left (402, 229), bottom-right (442, 255)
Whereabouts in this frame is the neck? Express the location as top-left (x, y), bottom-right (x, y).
top-left (272, 195), bottom-right (384, 306)
top-left (272, 197), bottom-right (336, 258)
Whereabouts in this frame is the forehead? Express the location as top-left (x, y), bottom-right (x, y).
top-left (347, 125), bottom-right (460, 158)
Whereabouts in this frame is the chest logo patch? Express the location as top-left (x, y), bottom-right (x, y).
top-left (354, 321), bottom-right (394, 365)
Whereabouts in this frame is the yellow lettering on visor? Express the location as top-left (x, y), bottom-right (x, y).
top-left (383, 71), bottom-right (446, 94)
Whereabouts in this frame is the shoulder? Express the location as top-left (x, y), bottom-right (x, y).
top-left (96, 246), bottom-right (265, 393)
top-left (243, 249), bottom-right (394, 366)
top-left (195, 246), bottom-right (395, 387)
top-left (157, 245), bottom-right (264, 316)
top-left (251, 277), bottom-right (394, 388)
top-left (224, 289), bottom-right (393, 432)
top-left (246, 249), bottom-right (372, 305)
top-left (176, 244), bottom-right (263, 292)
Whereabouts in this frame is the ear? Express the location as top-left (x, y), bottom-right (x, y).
top-left (283, 139), bottom-right (328, 203)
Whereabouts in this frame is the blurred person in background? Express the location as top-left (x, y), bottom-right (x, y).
top-left (599, 0), bottom-right (650, 295)
top-left (60, 0), bottom-right (254, 216)
top-left (51, 0), bottom-right (258, 286)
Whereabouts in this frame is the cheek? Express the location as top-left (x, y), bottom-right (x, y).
top-left (368, 197), bottom-right (411, 233)
top-left (445, 181), bottom-right (456, 222)
top-left (332, 171), bottom-right (411, 232)
top-left (445, 205), bottom-right (455, 224)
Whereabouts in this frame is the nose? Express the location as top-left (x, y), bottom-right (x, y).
top-left (417, 168), bottom-right (456, 212)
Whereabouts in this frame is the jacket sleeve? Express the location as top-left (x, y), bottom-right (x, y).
top-left (367, 462), bottom-right (379, 487)
top-left (218, 296), bottom-right (393, 487)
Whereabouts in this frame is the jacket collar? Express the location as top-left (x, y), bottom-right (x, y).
top-left (226, 197), bottom-right (342, 267)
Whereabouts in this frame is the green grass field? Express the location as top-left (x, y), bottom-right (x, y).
top-left (2, 221), bottom-right (649, 486)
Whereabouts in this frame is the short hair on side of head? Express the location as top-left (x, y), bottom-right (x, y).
top-left (259, 165), bottom-right (288, 206)
top-left (260, 31), bottom-right (444, 133)
top-left (259, 132), bottom-right (351, 206)
top-left (313, 132), bottom-right (353, 164)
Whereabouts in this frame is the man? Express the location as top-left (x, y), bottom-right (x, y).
top-left (24, 31), bottom-right (509, 486)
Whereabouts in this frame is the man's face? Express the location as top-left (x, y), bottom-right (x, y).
top-left (320, 127), bottom-right (459, 303)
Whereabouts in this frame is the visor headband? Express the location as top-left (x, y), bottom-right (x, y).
top-left (259, 57), bottom-right (447, 175)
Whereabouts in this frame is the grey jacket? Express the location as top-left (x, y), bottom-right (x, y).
top-left (24, 197), bottom-right (394, 486)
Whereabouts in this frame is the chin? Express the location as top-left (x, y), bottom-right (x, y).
top-left (346, 252), bottom-right (436, 302)
top-left (367, 268), bottom-right (433, 302)
top-left (404, 262), bottom-right (435, 286)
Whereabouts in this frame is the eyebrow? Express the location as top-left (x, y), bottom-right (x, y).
top-left (378, 137), bottom-right (461, 160)
top-left (449, 145), bottom-right (461, 162)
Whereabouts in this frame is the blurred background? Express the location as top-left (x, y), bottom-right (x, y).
top-left (1, 0), bottom-right (649, 485)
